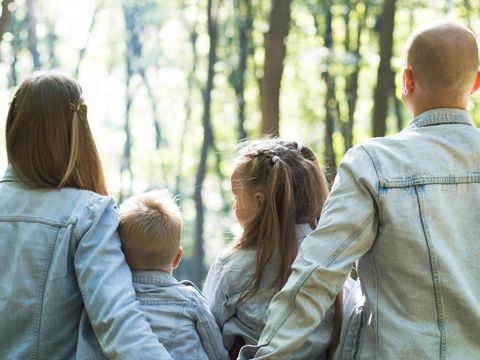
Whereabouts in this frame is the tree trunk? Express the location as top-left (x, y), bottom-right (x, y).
top-left (175, 26), bottom-right (198, 198)
top-left (372, 0), bottom-right (396, 137)
top-left (345, 0), bottom-right (368, 151)
top-left (6, 3), bottom-right (19, 87)
top-left (0, 0), bottom-right (12, 44)
top-left (233, 0), bottom-right (252, 140)
top-left (26, 0), bottom-right (41, 69)
top-left (192, 0), bottom-right (220, 285)
top-left (260, 0), bottom-right (292, 135)
top-left (74, 0), bottom-right (105, 78)
top-left (322, 5), bottom-right (337, 186)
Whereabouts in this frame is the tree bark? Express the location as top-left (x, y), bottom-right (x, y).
top-left (0, 0), bottom-right (12, 44)
top-left (345, 0), bottom-right (368, 151)
top-left (175, 26), bottom-right (198, 198)
top-left (322, 4), bottom-right (337, 186)
top-left (192, 0), bottom-right (220, 285)
top-left (26, 0), bottom-right (41, 69)
top-left (260, 0), bottom-right (292, 135)
top-left (233, 0), bottom-right (252, 140)
top-left (372, 0), bottom-right (396, 137)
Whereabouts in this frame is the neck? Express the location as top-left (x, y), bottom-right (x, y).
top-left (411, 97), bottom-right (468, 117)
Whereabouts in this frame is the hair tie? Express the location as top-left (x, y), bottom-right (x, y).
top-left (271, 155), bottom-right (280, 164)
top-left (69, 100), bottom-right (83, 112)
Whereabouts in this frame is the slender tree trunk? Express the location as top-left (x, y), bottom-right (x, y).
top-left (0, 0), bottom-right (12, 44)
top-left (322, 4), bottom-right (337, 186)
top-left (45, 18), bottom-right (57, 69)
top-left (139, 68), bottom-right (162, 149)
top-left (345, 0), bottom-right (368, 151)
top-left (7, 6), bottom-right (20, 87)
top-left (192, 0), bottom-right (220, 285)
top-left (372, 0), bottom-right (396, 137)
top-left (175, 27), bottom-right (198, 198)
top-left (233, 0), bottom-right (252, 140)
top-left (74, 0), bottom-right (105, 78)
top-left (260, 0), bottom-right (292, 135)
top-left (119, 3), bottom-right (137, 202)
top-left (26, 0), bottom-right (41, 69)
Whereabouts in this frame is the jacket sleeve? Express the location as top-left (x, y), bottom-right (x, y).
top-left (203, 256), bottom-right (236, 331)
top-left (74, 196), bottom-right (171, 359)
top-left (194, 291), bottom-right (230, 360)
top-left (240, 146), bottom-right (379, 359)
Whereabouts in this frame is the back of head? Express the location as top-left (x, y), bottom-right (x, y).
top-left (6, 71), bottom-right (107, 195)
top-left (406, 20), bottom-right (478, 100)
top-left (119, 190), bottom-right (182, 270)
top-left (234, 138), bottom-right (329, 296)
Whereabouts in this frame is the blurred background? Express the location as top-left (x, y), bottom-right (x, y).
top-left (0, 0), bottom-right (478, 284)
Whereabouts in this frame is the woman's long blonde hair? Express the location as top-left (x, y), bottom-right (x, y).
top-left (233, 139), bottom-right (329, 299)
top-left (6, 71), bottom-right (107, 195)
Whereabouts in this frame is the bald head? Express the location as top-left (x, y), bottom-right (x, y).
top-left (406, 21), bottom-right (478, 99)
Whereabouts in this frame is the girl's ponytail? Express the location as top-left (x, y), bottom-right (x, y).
top-left (253, 156), bottom-right (297, 295)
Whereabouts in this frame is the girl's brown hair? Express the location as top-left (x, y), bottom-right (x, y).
top-left (6, 71), bottom-right (108, 195)
top-left (233, 139), bottom-right (329, 298)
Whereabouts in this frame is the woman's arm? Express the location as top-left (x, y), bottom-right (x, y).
top-left (74, 196), bottom-right (171, 359)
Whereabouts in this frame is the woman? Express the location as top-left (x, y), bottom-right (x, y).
top-left (0, 71), bottom-right (170, 359)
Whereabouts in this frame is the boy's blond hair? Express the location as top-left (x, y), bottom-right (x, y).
top-left (119, 190), bottom-right (182, 270)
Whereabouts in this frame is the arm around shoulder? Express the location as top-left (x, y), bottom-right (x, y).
top-left (74, 195), bottom-right (171, 359)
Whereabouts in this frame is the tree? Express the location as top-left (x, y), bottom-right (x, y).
top-left (260, 0), bottom-right (292, 135)
top-left (192, 0), bottom-right (221, 285)
top-left (0, 0), bottom-right (12, 45)
top-left (26, 0), bottom-right (41, 69)
top-left (372, 0), bottom-right (396, 137)
top-left (230, 0), bottom-right (253, 140)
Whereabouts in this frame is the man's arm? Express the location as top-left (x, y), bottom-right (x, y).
top-left (240, 146), bottom-right (379, 359)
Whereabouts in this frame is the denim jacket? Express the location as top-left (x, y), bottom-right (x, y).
top-left (239, 109), bottom-right (480, 360)
top-left (0, 167), bottom-right (170, 359)
top-left (130, 271), bottom-right (228, 360)
top-left (204, 224), bottom-right (334, 359)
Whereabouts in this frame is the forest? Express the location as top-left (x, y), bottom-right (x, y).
top-left (0, 0), bottom-right (479, 285)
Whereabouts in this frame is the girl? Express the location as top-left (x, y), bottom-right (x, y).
top-left (203, 139), bottom-right (340, 359)
top-left (0, 71), bottom-right (170, 359)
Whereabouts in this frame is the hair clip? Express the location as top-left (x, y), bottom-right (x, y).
top-left (271, 155), bottom-right (280, 164)
top-left (69, 100), bottom-right (83, 112)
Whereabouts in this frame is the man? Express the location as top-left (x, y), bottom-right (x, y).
top-left (240, 21), bottom-right (480, 359)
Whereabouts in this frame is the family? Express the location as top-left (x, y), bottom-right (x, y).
top-left (1, 20), bottom-right (479, 360)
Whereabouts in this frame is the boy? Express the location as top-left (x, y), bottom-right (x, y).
top-left (119, 190), bottom-right (228, 360)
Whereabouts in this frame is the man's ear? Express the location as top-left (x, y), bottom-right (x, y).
top-left (254, 191), bottom-right (265, 208)
top-left (172, 246), bottom-right (183, 269)
top-left (403, 68), bottom-right (415, 96)
top-left (470, 70), bottom-right (480, 95)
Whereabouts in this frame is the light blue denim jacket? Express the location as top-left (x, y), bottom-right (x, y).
top-left (129, 271), bottom-right (228, 360)
top-left (0, 167), bottom-right (171, 359)
top-left (204, 224), bottom-right (335, 359)
top-left (239, 109), bottom-right (480, 360)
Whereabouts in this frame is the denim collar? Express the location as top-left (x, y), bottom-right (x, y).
top-left (406, 108), bottom-right (472, 130)
top-left (132, 270), bottom-right (178, 286)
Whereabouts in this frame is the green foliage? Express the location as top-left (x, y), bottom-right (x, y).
top-left (0, 0), bottom-right (479, 280)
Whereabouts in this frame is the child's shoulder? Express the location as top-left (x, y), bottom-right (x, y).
top-left (214, 246), bottom-right (256, 271)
